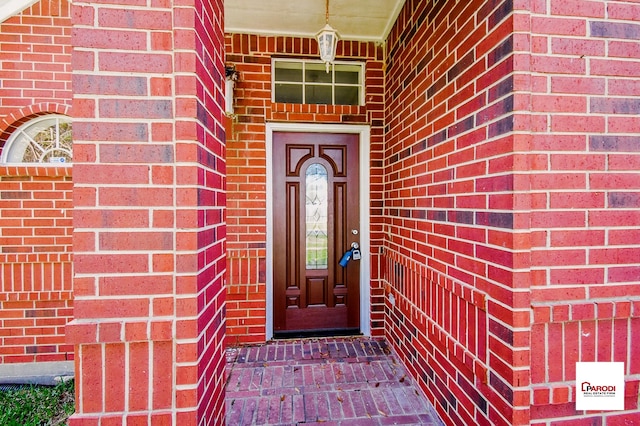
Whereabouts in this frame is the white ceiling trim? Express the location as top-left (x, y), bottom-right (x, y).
top-left (222, 27), bottom-right (387, 44)
top-left (380, 0), bottom-right (406, 42)
top-left (0, 0), bottom-right (38, 23)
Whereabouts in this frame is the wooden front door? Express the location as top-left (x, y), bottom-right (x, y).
top-left (273, 132), bottom-right (360, 335)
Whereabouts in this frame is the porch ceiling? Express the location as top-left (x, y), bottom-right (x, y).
top-left (224, 0), bottom-right (406, 42)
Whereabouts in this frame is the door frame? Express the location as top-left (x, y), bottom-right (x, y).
top-left (266, 122), bottom-right (371, 340)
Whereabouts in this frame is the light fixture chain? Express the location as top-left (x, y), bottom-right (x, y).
top-left (325, 0), bottom-right (329, 24)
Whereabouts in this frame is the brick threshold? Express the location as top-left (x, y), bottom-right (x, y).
top-left (225, 336), bottom-right (443, 425)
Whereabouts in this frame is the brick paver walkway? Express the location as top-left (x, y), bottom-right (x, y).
top-left (225, 337), bottom-right (442, 425)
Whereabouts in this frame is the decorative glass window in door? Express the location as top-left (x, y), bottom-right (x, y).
top-left (305, 163), bottom-right (329, 269)
top-left (273, 59), bottom-right (364, 106)
top-left (1, 115), bottom-right (72, 164)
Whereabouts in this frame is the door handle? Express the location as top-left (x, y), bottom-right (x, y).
top-left (351, 242), bottom-right (361, 260)
top-left (340, 243), bottom-right (361, 267)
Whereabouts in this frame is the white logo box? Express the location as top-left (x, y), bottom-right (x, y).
top-left (576, 362), bottom-right (624, 411)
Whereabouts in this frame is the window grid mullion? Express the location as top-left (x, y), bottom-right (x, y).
top-left (272, 59), bottom-right (363, 106)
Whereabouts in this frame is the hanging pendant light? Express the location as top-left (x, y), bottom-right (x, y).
top-left (316, 0), bottom-right (339, 73)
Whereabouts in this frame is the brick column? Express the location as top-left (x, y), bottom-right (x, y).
top-left (527, 1), bottom-right (640, 424)
top-left (68, 0), bottom-right (226, 424)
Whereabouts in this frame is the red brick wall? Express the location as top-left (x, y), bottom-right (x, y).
top-left (384, 1), bottom-right (525, 424)
top-left (527, 0), bottom-right (640, 424)
top-left (224, 34), bottom-right (386, 344)
top-left (67, 0), bottom-right (226, 424)
top-left (384, 0), bottom-right (640, 425)
top-left (0, 166), bottom-right (73, 363)
top-left (0, 0), bottom-right (73, 365)
top-left (190, 0), bottom-right (227, 423)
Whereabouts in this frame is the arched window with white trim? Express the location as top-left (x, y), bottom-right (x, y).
top-left (1, 115), bottom-right (72, 164)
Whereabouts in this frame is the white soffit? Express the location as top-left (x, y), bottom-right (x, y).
top-left (0, 0), bottom-right (38, 23)
top-left (224, 0), bottom-right (406, 42)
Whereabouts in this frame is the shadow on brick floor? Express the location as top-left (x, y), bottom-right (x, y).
top-left (225, 337), bottom-right (443, 425)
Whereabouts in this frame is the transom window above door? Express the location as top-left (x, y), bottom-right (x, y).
top-left (272, 59), bottom-right (364, 106)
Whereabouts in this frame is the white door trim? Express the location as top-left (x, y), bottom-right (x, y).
top-left (265, 122), bottom-right (371, 340)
